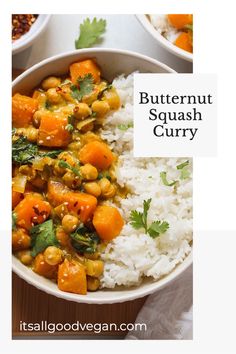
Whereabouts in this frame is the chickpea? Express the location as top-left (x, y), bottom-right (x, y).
top-left (56, 226), bottom-right (70, 247)
top-left (84, 252), bottom-right (99, 260)
top-left (60, 84), bottom-right (75, 103)
top-left (12, 228), bottom-right (31, 251)
top-left (73, 103), bottom-right (91, 120)
top-left (17, 250), bottom-right (33, 265)
top-left (87, 276), bottom-right (100, 291)
top-left (68, 141), bottom-right (82, 151)
top-left (98, 177), bottom-right (111, 194)
top-left (54, 152), bottom-right (77, 175)
top-left (63, 171), bottom-right (81, 189)
top-left (81, 132), bottom-right (101, 145)
top-left (46, 88), bottom-right (62, 104)
top-left (102, 184), bottom-right (116, 198)
top-left (91, 100), bottom-right (110, 117)
top-left (83, 182), bottom-right (101, 197)
top-left (85, 259), bottom-right (104, 277)
top-left (44, 246), bottom-right (63, 266)
top-left (80, 164), bottom-right (98, 180)
top-left (62, 214), bottom-right (79, 233)
top-left (33, 110), bottom-right (44, 127)
top-left (103, 88), bottom-right (121, 110)
top-left (42, 76), bottom-right (61, 90)
top-left (59, 105), bottom-right (74, 116)
top-left (17, 127), bottom-right (38, 142)
top-left (58, 152), bottom-right (77, 166)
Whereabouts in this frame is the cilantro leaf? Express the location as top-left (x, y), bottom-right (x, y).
top-left (130, 210), bottom-right (145, 230)
top-left (143, 198), bottom-right (151, 232)
top-left (70, 224), bottom-right (100, 254)
top-left (75, 17), bottom-right (107, 49)
top-left (40, 150), bottom-right (63, 159)
top-left (30, 220), bottom-right (59, 257)
top-left (58, 160), bottom-right (81, 177)
top-left (12, 135), bottom-right (62, 164)
top-left (148, 220), bottom-right (169, 238)
top-left (160, 171), bottom-right (177, 187)
top-left (130, 198), bottom-right (169, 238)
top-left (12, 136), bottom-right (38, 165)
top-left (70, 74), bottom-right (94, 101)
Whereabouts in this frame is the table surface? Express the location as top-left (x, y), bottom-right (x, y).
top-left (12, 14), bottom-right (192, 338)
top-left (13, 14), bottom-right (192, 73)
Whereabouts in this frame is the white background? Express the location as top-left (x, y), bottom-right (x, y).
top-left (133, 73), bottom-right (217, 156)
top-left (1, 0), bottom-right (236, 353)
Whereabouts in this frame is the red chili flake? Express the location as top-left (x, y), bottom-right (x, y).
top-left (12, 14), bottom-right (39, 41)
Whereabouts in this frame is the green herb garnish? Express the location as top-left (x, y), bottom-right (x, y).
top-left (130, 198), bottom-right (169, 238)
top-left (160, 171), bottom-right (177, 187)
top-left (71, 74), bottom-right (94, 101)
top-left (97, 171), bottom-right (111, 180)
top-left (176, 160), bottom-right (189, 170)
top-left (70, 224), bottom-right (100, 254)
top-left (12, 136), bottom-right (62, 165)
top-left (58, 160), bottom-right (81, 177)
top-left (12, 136), bottom-right (38, 165)
top-left (45, 100), bottom-right (52, 110)
top-left (12, 212), bottom-right (17, 230)
top-left (75, 17), bottom-right (107, 49)
top-left (177, 160), bottom-right (190, 180)
top-left (30, 220), bottom-right (59, 257)
top-left (117, 122), bottom-right (133, 131)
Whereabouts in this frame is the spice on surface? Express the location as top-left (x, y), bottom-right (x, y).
top-left (12, 14), bottom-right (38, 41)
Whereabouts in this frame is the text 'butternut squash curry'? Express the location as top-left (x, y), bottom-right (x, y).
top-left (12, 59), bottom-right (124, 295)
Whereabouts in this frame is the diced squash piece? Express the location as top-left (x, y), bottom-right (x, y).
top-left (12, 228), bottom-right (31, 251)
top-left (174, 32), bottom-right (193, 53)
top-left (33, 253), bottom-right (57, 279)
top-left (38, 112), bottom-right (71, 147)
top-left (93, 205), bottom-right (124, 241)
top-left (79, 141), bottom-right (114, 170)
top-left (58, 259), bottom-right (87, 295)
top-left (12, 189), bottom-right (23, 209)
top-left (47, 180), bottom-right (97, 222)
top-left (12, 93), bottom-right (38, 128)
top-left (14, 194), bottom-right (51, 230)
top-left (168, 14), bottom-right (193, 29)
top-left (70, 59), bottom-right (101, 84)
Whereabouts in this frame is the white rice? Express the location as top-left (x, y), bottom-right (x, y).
top-left (149, 14), bottom-right (179, 43)
top-left (99, 74), bottom-right (192, 289)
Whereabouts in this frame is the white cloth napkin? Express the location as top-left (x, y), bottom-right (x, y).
top-left (126, 265), bottom-right (193, 340)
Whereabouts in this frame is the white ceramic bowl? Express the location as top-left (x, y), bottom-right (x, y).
top-left (12, 15), bottom-right (51, 55)
top-left (12, 48), bottom-right (192, 304)
top-left (137, 15), bottom-right (193, 62)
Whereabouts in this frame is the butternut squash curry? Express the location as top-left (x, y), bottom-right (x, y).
top-left (12, 59), bottom-right (124, 295)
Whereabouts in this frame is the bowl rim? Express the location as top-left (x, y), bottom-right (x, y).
top-left (12, 48), bottom-right (192, 304)
top-left (12, 252), bottom-right (192, 304)
top-left (12, 14), bottom-right (51, 55)
top-left (136, 14), bottom-right (193, 62)
top-left (12, 47), bottom-right (176, 86)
